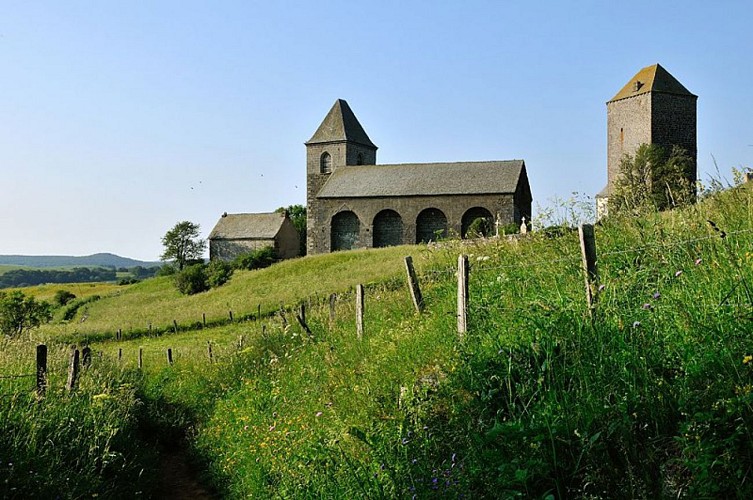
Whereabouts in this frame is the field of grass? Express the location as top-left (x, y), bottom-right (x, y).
top-left (3, 183), bottom-right (753, 497)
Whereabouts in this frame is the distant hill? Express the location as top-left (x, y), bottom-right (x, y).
top-left (0, 253), bottom-right (161, 269)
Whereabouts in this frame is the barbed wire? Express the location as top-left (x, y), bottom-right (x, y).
top-left (0, 373), bottom-right (35, 380)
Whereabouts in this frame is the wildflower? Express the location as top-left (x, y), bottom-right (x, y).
top-left (598, 284), bottom-right (606, 292)
top-left (642, 303), bottom-right (652, 310)
top-left (451, 453), bottom-right (456, 463)
top-left (675, 270), bottom-right (683, 277)
top-left (652, 292), bottom-right (661, 300)
top-left (92, 393), bottom-right (111, 402)
top-left (744, 355), bottom-right (752, 364)
top-left (632, 321), bottom-right (641, 328)
top-left (243, 425), bottom-right (249, 431)
top-left (695, 258), bottom-right (702, 265)
top-left (315, 411), bottom-right (323, 417)
top-left (412, 458), bottom-right (418, 464)
top-left (401, 438), bottom-right (410, 445)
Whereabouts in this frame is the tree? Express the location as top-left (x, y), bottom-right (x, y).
top-left (276, 205), bottom-right (307, 256)
top-left (610, 144), bottom-right (695, 213)
top-left (0, 291), bottom-right (52, 337)
top-left (160, 221), bottom-right (207, 270)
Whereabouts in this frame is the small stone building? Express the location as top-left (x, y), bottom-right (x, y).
top-left (306, 99), bottom-right (532, 254)
top-left (208, 212), bottom-right (300, 261)
top-left (597, 64), bottom-right (697, 216)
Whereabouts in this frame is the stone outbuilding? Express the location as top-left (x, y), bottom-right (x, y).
top-left (208, 211), bottom-right (300, 261)
top-left (306, 99), bottom-right (532, 254)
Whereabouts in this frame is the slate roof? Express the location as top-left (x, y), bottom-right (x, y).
top-left (316, 160), bottom-right (526, 198)
top-left (306, 99), bottom-right (377, 148)
top-left (609, 64), bottom-right (696, 103)
top-left (209, 212), bottom-right (287, 240)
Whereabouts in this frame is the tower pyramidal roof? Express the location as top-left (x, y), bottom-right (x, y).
top-left (306, 99), bottom-right (377, 148)
top-left (609, 64), bottom-right (696, 103)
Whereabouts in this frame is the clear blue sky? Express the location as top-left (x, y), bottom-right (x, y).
top-left (1, 1), bottom-right (751, 261)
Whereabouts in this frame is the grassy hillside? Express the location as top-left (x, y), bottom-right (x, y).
top-left (3, 184), bottom-right (753, 498)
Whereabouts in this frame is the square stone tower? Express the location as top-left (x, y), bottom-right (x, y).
top-left (305, 99), bottom-right (378, 254)
top-left (598, 64), bottom-right (697, 214)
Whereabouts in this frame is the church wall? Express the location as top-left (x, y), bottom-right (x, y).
top-left (651, 93), bottom-right (698, 182)
top-left (309, 193), bottom-right (516, 253)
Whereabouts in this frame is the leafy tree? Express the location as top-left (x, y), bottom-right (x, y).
top-left (0, 291), bottom-right (52, 337)
top-left (276, 205), bottom-right (307, 256)
top-left (610, 144), bottom-right (695, 213)
top-left (160, 221), bottom-right (207, 270)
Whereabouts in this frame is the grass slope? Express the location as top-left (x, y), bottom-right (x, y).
top-left (3, 184), bottom-right (753, 498)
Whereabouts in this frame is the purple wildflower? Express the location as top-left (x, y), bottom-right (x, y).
top-left (695, 258), bottom-right (702, 265)
top-left (652, 292), bottom-right (661, 300)
top-left (642, 303), bottom-right (652, 310)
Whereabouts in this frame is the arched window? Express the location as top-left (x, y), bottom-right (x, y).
top-left (416, 208), bottom-right (448, 244)
top-left (331, 211), bottom-right (360, 251)
top-left (461, 207), bottom-right (494, 238)
top-left (320, 152), bottom-right (332, 174)
top-left (373, 210), bottom-right (403, 247)
top-left (356, 153), bottom-right (364, 165)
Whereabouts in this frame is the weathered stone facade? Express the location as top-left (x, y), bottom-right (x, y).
top-left (306, 99), bottom-right (532, 254)
top-left (599, 64), bottom-right (697, 214)
top-left (209, 212), bottom-right (300, 261)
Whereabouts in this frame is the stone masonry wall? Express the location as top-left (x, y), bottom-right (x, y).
top-left (607, 93), bottom-right (652, 192)
top-left (309, 193), bottom-right (518, 254)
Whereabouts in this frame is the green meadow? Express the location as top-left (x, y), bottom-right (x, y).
top-left (2, 184), bottom-right (753, 498)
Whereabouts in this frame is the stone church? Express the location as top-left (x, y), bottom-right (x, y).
top-left (597, 64), bottom-right (697, 216)
top-left (306, 99), bottom-right (532, 254)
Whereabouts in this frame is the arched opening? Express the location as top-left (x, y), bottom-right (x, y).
top-left (373, 210), bottom-right (403, 248)
top-left (356, 153), bottom-right (364, 165)
top-left (461, 207), bottom-right (494, 238)
top-left (331, 211), bottom-right (360, 251)
top-left (320, 152), bottom-right (332, 174)
top-left (416, 208), bottom-right (448, 244)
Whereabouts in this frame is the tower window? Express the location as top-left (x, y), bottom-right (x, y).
top-left (320, 152), bottom-right (332, 173)
top-left (357, 153), bottom-right (364, 165)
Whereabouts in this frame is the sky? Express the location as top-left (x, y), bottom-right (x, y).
top-left (1, 1), bottom-right (751, 261)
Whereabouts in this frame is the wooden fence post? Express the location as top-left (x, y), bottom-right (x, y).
top-left (149, 323), bottom-right (152, 335)
top-left (578, 224), bottom-right (599, 315)
top-left (296, 303), bottom-right (314, 340)
top-left (329, 293), bottom-right (337, 326)
top-left (81, 347), bottom-right (92, 369)
top-left (457, 254), bottom-right (469, 336)
top-left (207, 342), bottom-right (213, 363)
top-left (36, 344), bottom-right (47, 397)
top-left (118, 348), bottom-right (123, 362)
top-left (279, 304), bottom-right (288, 328)
top-left (138, 348), bottom-right (143, 369)
top-left (173, 320), bottom-right (179, 334)
top-left (404, 256), bottom-right (425, 313)
top-left (257, 304), bottom-right (261, 320)
top-left (238, 335), bottom-right (245, 349)
top-left (166, 348), bottom-right (174, 365)
top-left (356, 284), bottom-right (364, 340)
top-left (202, 313), bottom-right (206, 327)
top-left (66, 346), bottom-right (80, 392)
top-left (229, 310), bottom-right (234, 323)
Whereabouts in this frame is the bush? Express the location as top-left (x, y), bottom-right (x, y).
top-left (206, 260), bottom-right (233, 288)
top-left (61, 295), bottom-right (101, 321)
top-left (0, 291), bottom-right (52, 337)
top-left (174, 264), bottom-right (209, 295)
top-left (232, 247), bottom-right (276, 271)
top-left (53, 289), bottom-right (76, 307)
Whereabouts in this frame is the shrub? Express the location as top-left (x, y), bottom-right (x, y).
top-left (466, 217), bottom-right (493, 238)
top-left (232, 247), bottom-right (276, 271)
top-left (61, 295), bottom-right (101, 321)
top-left (174, 264), bottom-right (209, 295)
top-left (53, 289), bottom-right (76, 307)
top-left (0, 291), bottom-right (52, 337)
top-left (156, 264), bottom-right (177, 277)
top-left (206, 260), bottom-right (233, 288)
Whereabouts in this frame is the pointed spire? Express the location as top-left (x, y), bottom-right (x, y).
top-left (306, 99), bottom-right (376, 148)
top-left (609, 64), bottom-right (696, 102)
